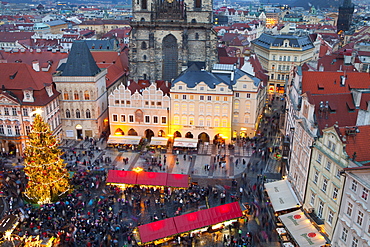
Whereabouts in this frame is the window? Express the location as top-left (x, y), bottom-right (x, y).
top-left (214, 118), bottom-right (219, 127)
top-left (272, 55), bottom-right (276, 60)
top-left (222, 119), bottom-right (227, 127)
top-left (145, 101), bottom-right (149, 106)
top-left (174, 116), bottom-right (179, 124)
top-left (313, 170), bottom-right (319, 184)
top-left (7, 125), bottom-right (12, 135)
top-left (357, 211), bottom-right (364, 226)
top-left (65, 109), bottom-right (71, 118)
top-left (246, 101), bottom-right (251, 110)
top-left (121, 115), bottom-right (126, 122)
top-left (294, 56), bottom-right (298, 62)
top-left (351, 180), bottom-right (358, 192)
top-left (189, 104), bottom-right (195, 113)
top-left (199, 118), bottom-right (204, 126)
top-left (86, 109), bottom-right (91, 118)
top-left (12, 108), bottom-right (17, 116)
top-left (182, 104), bottom-right (187, 113)
top-left (75, 109), bottom-right (80, 118)
top-left (317, 153), bottom-right (322, 163)
top-left (207, 96), bottom-right (212, 101)
top-left (234, 102), bottom-right (239, 110)
top-left (318, 200), bottom-right (324, 218)
top-left (347, 202), bottom-right (353, 216)
top-left (328, 210), bottom-right (334, 225)
top-left (310, 193), bottom-right (315, 205)
top-left (352, 237), bottom-right (358, 247)
top-left (215, 105), bottom-right (220, 114)
top-left (247, 93), bottom-right (251, 98)
top-left (161, 117), bottom-right (167, 124)
top-left (233, 114), bottom-right (239, 122)
top-left (333, 187), bottom-right (338, 200)
top-left (4, 108), bottom-right (9, 116)
top-left (84, 90), bottom-right (90, 100)
top-left (181, 116), bottom-right (187, 125)
top-left (224, 97), bottom-right (228, 101)
top-left (175, 94), bottom-right (179, 99)
top-left (235, 93), bottom-right (240, 97)
top-left (23, 108), bottom-right (28, 116)
top-left (206, 118), bottom-right (211, 126)
top-left (206, 105), bottom-right (212, 113)
top-left (328, 140), bottom-right (336, 152)
top-left (115, 100), bottom-right (120, 105)
top-left (190, 95), bottom-right (194, 100)
top-left (25, 125), bottom-right (30, 135)
top-left (129, 115), bottom-right (134, 123)
top-left (362, 188), bottom-right (368, 201)
top-left (126, 100), bottom-right (131, 105)
top-left (145, 116), bottom-right (150, 123)
top-left (199, 104), bottom-right (204, 113)
top-left (189, 117), bottom-right (194, 125)
top-left (0, 125), bottom-right (4, 134)
top-left (200, 87), bottom-right (204, 91)
top-left (200, 95), bottom-right (204, 100)
top-left (336, 169), bottom-right (341, 179)
top-left (341, 227), bottom-right (348, 242)
top-left (74, 91), bottom-right (79, 100)
top-left (15, 125), bottom-right (20, 135)
top-left (283, 56), bottom-right (286, 61)
top-left (322, 178), bottom-right (328, 192)
top-left (64, 91), bottom-right (69, 100)
top-left (153, 116), bottom-right (158, 124)
top-left (243, 84), bottom-right (247, 89)
top-left (244, 115), bottom-right (250, 123)
top-left (325, 161), bottom-right (331, 171)
top-left (220, 88), bottom-right (224, 91)
top-left (113, 114), bottom-right (118, 122)
top-left (216, 96), bottom-right (220, 101)
top-left (183, 95), bottom-right (187, 100)
top-left (279, 56), bottom-right (282, 61)
top-left (174, 104), bottom-right (179, 113)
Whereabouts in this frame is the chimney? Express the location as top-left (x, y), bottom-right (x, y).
top-left (340, 75), bottom-right (346, 86)
top-left (344, 53), bottom-right (351, 65)
top-left (32, 60), bottom-right (40, 71)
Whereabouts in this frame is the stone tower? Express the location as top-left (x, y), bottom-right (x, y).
top-left (337, 0), bottom-right (354, 32)
top-left (129, 0), bottom-right (218, 82)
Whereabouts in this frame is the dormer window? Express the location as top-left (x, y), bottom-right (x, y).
top-left (46, 86), bottom-right (53, 97)
top-left (23, 90), bottom-right (34, 102)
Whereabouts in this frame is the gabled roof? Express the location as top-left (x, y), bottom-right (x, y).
top-left (172, 63), bottom-right (225, 89)
top-left (252, 33), bottom-right (314, 51)
top-left (61, 40), bottom-right (101, 76)
top-left (338, 125), bottom-right (370, 164)
top-left (302, 72), bottom-right (370, 94)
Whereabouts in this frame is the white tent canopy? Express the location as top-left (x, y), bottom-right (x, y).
top-left (173, 138), bottom-right (198, 148)
top-left (149, 137), bottom-right (168, 146)
top-left (264, 179), bottom-right (301, 212)
top-left (107, 135), bottom-right (142, 145)
top-left (279, 210), bottom-right (327, 247)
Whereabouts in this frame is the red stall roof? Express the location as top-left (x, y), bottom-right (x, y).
top-left (138, 218), bottom-right (177, 244)
top-left (207, 202), bottom-right (243, 225)
top-left (136, 171), bottom-right (168, 186)
top-left (167, 174), bottom-right (189, 188)
top-left (106, 170), bottom-right (137, 184)
top-left (174, 210), bottom-right (212, 234)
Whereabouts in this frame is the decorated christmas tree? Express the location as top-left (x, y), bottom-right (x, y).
top-left (23, 111), bottom-right (70, 205)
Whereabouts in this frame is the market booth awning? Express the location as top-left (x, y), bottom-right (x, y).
top-left (166, 174), bottom-right (189, 188)
top-left (106, 170), bottom-right (137, 184)
top-left (138, 218), bottom-right (177, 244)
top-left (107, 135), bottom-right (142, 145)
top-left (173, 138), bottom-right (198, 148)
top-left (149, 137), bottom-right (168, 146)
top-left (264, 179), bottom-right (301, 212)
top-left (279, 210), bottom-right (327, 247)
top-left (136, 171), bottom-right (168, 186)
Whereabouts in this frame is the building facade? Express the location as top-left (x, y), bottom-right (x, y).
top-left (53, 41), bottom-right (109, 140)
top-left (337, 0), bottom-right (354, 32)
top-left (251, 33), bottom-right (314, 94)
top-left (108, 82), bottom-right (170, 140)
top-left (129, 0), bottom-right (218, 82)
top-left (303, 125), bottom-right (348, 240)
top-left (332, 165), bottom-right (370, 247)
top-left (0, 63), bottom-right (61, 156)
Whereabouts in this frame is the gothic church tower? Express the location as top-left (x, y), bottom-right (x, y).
top-left (129, 0), bottom-right (218, 82)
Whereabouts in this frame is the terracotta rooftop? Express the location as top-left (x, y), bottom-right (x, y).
top-left (338, 125), bottom-right (370, 164)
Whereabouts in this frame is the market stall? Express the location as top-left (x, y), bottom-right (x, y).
top-left (106, 170), bottom-right (190, 189)
top-left (135, 202), bottom-right (243, 245)
top-left (173, 138), bottom-right (198, 154)
top-left (107, 135), bottom-right (142, 150)
top-left (278, 210), bottom-right (327, 247)
top-left (264, 179), bottom-right (301, 213)
top-left (148, 137), bottom-right (168, 153)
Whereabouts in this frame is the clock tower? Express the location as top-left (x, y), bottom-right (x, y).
top-left (129, 0), bottom-right (218, 82)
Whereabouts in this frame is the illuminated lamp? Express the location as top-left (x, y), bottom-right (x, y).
top-left (133, 167), bottom-right (144, 173)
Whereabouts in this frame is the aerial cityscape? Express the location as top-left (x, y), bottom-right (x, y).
top-left (0, 0), bottom-right (368, 246)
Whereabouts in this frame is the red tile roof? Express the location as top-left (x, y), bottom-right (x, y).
top-left (302, 71), bottom-right (370, 94)
top-left (338, 125), bottom-right (370, 163)
top-left (316, 54), bottom-right (357, 72)
top-left (0, 32), bottom-right (35, 42)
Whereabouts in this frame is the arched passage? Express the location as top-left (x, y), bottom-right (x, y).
top-left (8, 142), bottom-right (16, 155)
top-left (185, 132), bottom-right (193, 138)
top-left (158, 130), bottom-right (165, 137)
top-left (144, 129), bottom-right (154, 139)
top-left (174, 131), bottom-right (182, 138)
top-left (198, 132), bottom-right (210, 143)
top-left (128, 128), bottom-right (138, 136)
top-left (114, 128), bottom-right (124, 135)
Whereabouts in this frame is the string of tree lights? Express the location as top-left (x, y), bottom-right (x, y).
top-left (23, 110), bottom-right (71, 205)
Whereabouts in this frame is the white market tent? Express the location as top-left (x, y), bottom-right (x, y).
top-left (173, 138), bottom-right (198, 148)
top-left (107, 135), bottom-right (142, 145)
top-left (149, 137), bottom-right (168, 146)
top-left (264, 179), bottom-right (301, 212)
top-left (279, 210), bottom-right (327, 247)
